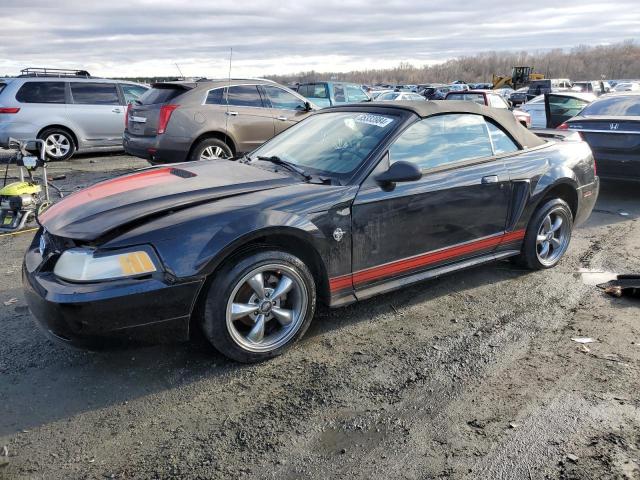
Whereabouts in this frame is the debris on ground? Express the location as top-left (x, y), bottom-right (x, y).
top-left (571, 337), bottom-right (596, 344)
top-left (3, 298), bottom-right (17, 306)
top-left (598, 274), bottom-right (640, 299)
top-left (566, 453), bottom-right (579, 463)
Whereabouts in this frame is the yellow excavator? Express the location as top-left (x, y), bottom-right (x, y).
top-left (492, 66), bottom-right (545, 90)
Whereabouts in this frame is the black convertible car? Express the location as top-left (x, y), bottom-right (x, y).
top-left (24, 101), bottom-right (599, 362)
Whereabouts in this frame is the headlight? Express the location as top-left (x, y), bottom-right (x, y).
top-left (53, 247), bottom-right (158, 282)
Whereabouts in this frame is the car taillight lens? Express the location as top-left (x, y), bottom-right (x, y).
top-left (0, 107), bottom-right (20, 114)
top-left (125, 103), bottom-right (132, 128)
top-left (157, 104), bottom-right (179, 134)
top-left (557, 122), bottom-right (569, 130)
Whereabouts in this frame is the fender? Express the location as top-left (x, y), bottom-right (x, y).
top-left (195, 209), bottom-right (330, 277)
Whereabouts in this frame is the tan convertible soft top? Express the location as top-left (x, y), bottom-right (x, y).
top-left (331, 100), bottom-right (546, 149)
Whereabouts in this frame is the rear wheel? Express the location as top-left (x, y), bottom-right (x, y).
top-left (190, 138), bottom-right (232, 162)
top-left (202, 250), bottom-right (316, 363)
top-left (515, 198), bottom-right (573, 270)
top-left (39, 128), bottom-right (76, 161)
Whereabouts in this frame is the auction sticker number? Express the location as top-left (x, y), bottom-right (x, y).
top-left (355, 114), bottom-right (394, 128)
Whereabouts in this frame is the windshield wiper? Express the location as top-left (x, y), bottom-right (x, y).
top-left (257, 155), bottom-right (312, 181)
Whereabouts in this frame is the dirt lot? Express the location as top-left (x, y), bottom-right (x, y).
top-left (0, 153), bottom-right (639, 480)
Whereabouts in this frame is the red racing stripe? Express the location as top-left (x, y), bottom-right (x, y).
top-left (40, 168), bottom-right (177, 222)
top-left (330, 229), bottom-right (525, 293)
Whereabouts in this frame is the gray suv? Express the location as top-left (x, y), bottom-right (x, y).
top-left (123, 79), bottom-right (315, 164)
top-left (0, 68), bottom-right (148, 160)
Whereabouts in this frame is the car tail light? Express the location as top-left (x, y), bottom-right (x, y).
top-left (157, 105), bottom-right (179, 135)
top-left (0, 107), bottom-right (20, 114)
top-left (557, 122), bottom-right (569, 130)
top-left (125, 103), bottom-right (132, 128)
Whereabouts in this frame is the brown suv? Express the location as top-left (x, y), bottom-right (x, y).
top-left (123, 79), bottom-right (315, 164)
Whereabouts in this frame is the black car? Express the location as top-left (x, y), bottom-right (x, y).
top-left (24, 102), bottom-right (599, 363)
top-left (561, 93), bottom-right (640, 181)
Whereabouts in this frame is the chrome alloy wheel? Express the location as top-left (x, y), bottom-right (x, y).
top-left (536, 207), bottom-right (570, 266)
top-left (200, 145), bottom-right (228, 160)
top-left (225, 264), bottom-right (308, 353)
top-left (44, 133), bottom-right (71, 159)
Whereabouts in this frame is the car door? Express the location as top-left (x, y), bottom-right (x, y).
top-left (544, 94), bottom-right (592, 128)
top-left (260, 84), bottom-right (311, 135)
top-left (223, 85), bottom-right (275, 152)
top-left (350, 114), bottom-right (514, 293)
top-left (67, 82), bottom-right (124, 147)
top-left (345, 84), bottom-right (370, 103)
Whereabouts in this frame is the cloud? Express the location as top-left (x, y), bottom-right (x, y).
top-left (1, 0), bottom-right (638, 77)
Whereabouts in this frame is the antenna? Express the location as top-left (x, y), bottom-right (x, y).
top-left (225, 48), bottom-right (233, 133)
top-left (175, 63), bottom-right (184, 79)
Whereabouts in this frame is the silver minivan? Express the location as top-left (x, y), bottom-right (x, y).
top-left (0, 68), bottom-right (148, 160)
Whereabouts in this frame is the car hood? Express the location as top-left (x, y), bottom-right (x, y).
top-left (40, 160), bottom-right (299, 241)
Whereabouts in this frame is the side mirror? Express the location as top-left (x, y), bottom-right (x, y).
top-left (374, 161), bottom-right (422, 185)
top-left (304, 101), bottom-right (312, 111)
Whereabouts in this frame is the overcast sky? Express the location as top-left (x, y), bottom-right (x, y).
top-left (1, 0), bottom-right (639, 78)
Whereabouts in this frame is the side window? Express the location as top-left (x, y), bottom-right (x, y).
top-left (333, 85), bottom-right (346, 103)
top-left (262, 85), bottom-right (306, 110)
top-left (299, 84), bottom-right (327, 99)
top-left (122, 84), bottom-right (148, 104)
top-left (486, 121), bottom-right (519, 155)
top-left (205, 88), bottom-right (225, 105)
top-left (346, 85), bottom-right (368, 102)
top-left (70, 83), bottom-right (120, 105)
top-left (226, 85), bottom-right (264, 107)
top-left (389, 114), bottom-right (493, 170)
top-left (548, 95), bottom-right (591, 117)
top-left (488, 94), bottom-right (508, 109)
top-left (16, 82), bottom-right (65, 104)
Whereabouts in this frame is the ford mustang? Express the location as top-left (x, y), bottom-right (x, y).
top-left (23, 101), bottom-right (599, 362)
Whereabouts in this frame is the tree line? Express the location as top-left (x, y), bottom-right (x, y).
top-left (265, 40), bottom-right (640, 85)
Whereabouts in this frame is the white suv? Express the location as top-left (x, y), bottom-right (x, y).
top-left (0, 68), bottom-right (148, 160)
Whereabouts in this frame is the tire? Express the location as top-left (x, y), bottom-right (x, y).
top-left (190, 138), bottom-right (233, 162)
top-left (515, 198), bottom-right (573, 270)
top-left (38, 128), bottom-right (76, 161)
top-left (202, 250), bottom-right (316, 363)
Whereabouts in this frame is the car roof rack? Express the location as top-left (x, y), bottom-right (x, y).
top-left (19, 67), bottom-right (92, 78)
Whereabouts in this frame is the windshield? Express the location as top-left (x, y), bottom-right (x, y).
top-left (581, 96), bottom-right (640, 116)
top-left (446, 93), bottom-right (485, 105)
top-left (378, 92), bottom-right (400, 100)
top-left (251, 111), bottom-right (398, 179)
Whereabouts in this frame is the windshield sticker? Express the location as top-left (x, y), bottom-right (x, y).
top-left (354, 114), bottom-right (394, 128)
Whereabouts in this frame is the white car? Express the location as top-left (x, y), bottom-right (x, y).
top-left (518, 92), bottom-right (596, 128)
top-left (376, 91), bottom-right (426, 101)
top-left (612, 82), bottom-right (640, 92)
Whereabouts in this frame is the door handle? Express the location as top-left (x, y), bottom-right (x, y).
top-left (112, 108), bottom-right (122, 113)
top-left (276, 116), bottom-right (288, 121)
top-left (481, 175), bottom-right (499, 184)
top-left (226, 111), bottom-right (238, 116)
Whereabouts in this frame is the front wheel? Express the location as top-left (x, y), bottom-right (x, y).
top-left (515, 198), bottom-right (573, 270)
top-left (202, 250), bottom-right (316, 363)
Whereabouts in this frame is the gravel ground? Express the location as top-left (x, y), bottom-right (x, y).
top-left (0, 152), bottom-right (639, 480)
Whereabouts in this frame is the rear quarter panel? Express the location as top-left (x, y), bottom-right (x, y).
top-left (505, 140), bottom-right (595, 230)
